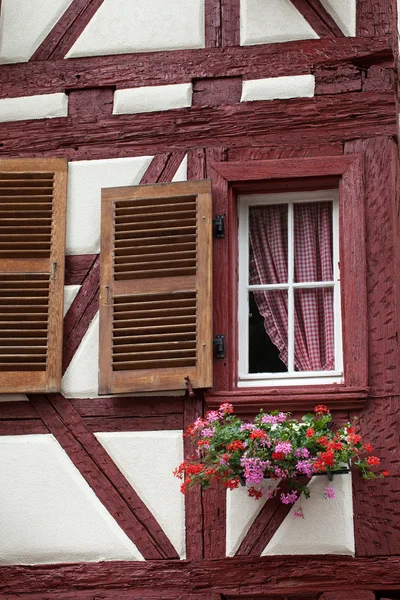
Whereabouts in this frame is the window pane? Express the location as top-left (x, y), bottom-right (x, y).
top-left (294, 201), bottom-right (333, 283)
top-left (249, 204), bottom-right (288, 284)
top-left (249, 290), bottom-right (288, 373)
top-left (294, 288), bottom-right (335, 371)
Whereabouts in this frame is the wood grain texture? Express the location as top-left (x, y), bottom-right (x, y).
top-left (345, 137), bottom-right (400, 396)
top-left (65, 254), bottom-right (97, 285)
top-left (320, 593), bottom-right (375, 600)
top-left (221, 0), bottom-right (240, 46)
top-left (2, 556), bottom-right (400, 596)
top-left (290, 0), bottom-right (345, 37)
top-left (30, 0), bottom-right (106, 61)
top-left (357, 0), bottom-right (397, 36)
top-left (0, 37), bottom-right (391, 99)
top-left (30, 395), bottom-right (179, 560)
top-left (202, 480), bottom-right (226, 559)
top-left (0, 419), bottom-right (48, 435)
top-left (227, 143), bottom-right (344, 161)
top-left (0, 92), bottom-right (395, 160)
top-left (62, 255), bottom-right (100, 375)
top-left (70, 396), bottom-right (184, 418)
top-left (205, 0), bottom-right (221, 47)
top-left (192, 77), bottom-right (242, 107)
top-left (314, 64), bottom-right (362, 95)
top-left (68, 88), bottom-right (114, 121)
top-left (183, 394), bottom-right (204, 560)
top-left (84, 413), bottom-right (183, 432)
top-left (235, 479), bottom-right (310, 556)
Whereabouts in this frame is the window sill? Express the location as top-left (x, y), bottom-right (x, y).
top-left (204, 385), bottom-right (368, 414)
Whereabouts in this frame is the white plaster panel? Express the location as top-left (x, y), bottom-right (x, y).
top-left (172, 154), bottom-right (188, 182)
top-left (320, 0), bottom-right (356, 37)
top-left (66, 0), bottom-right (205, 58)
top-left (240, 0), bottom-right (319, 46)
top-left (0, 93), bottom-right (68, 123)
top-left (66, 156), bottom-right (153, 255)
top-left (0, 0), bottom-right (74, 64)
top-left (226, 480), bottom-right (279, 556)
top-left (241, 75), bottom-right (315, 102)
top-left (113, 84), bottom-right (192, 115)
top-left (96, 431), bottom-right (185, 558)
top-left (64, 285), bottom-right (81, 317)
top-left (0, 434), bottom-right (143, 564)
top-left (62, 312), bottom-right (99, 398)
top-left (0, 394), bottom-right (28, 402)
top-left (262, 474), bottom-right (355, 556)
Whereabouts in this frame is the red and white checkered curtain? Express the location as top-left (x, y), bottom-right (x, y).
top-left (249, 202), bottom-right (335, 371)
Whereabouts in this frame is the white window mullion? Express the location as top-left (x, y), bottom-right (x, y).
top-left (332, 199), bottom-right (343, 374)
top-left (238, 200), bottom-right (250, 377)
top-left (287, 200), bottom-right (294, 373)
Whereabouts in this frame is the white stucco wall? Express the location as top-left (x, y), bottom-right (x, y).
top-left (320, 0), bottom-right (356, 37)
top-left (96, 431), bottom-right (185, 558)
top-left (64, 285), bottom-right (81, 317)
top-left (0, 0), bottom-right (73, 64)
top-left (241, 0), bottom-right (319, 46)
top-left (113, 84), bottom-right (192, 115)
top-left (0, 93), bottom-right (68, 123)
top-left (0, 435), bottom-right (143, 564)
top-left (66, 0), bottom-right (205, 58)
top-left (241, 75), bottom-right (315, 102)
top-left (62, 312), bottom-right (99, 398)
top-left (66, 156), bottom-right (153, 255)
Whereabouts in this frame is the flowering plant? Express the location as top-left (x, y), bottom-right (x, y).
top-left (174, 404), bottom-right (388, 514)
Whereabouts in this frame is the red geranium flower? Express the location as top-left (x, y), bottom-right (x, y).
top-left (317, 436), bottom-right (328, 446)
top-left (382, 470), bottom-right (390, 477)
top-left (250, 429), bottom-right (266, 440)
top-left (363, 443), bottom-right (373, 453)
top-left (306, 428), bottom-right (315, 438)
top-left (314, 405), bottom-right (329, 414)
top-left (367, 456), bottom-right (380, 466)
top-left (227, 440), bottom-right (245, 452)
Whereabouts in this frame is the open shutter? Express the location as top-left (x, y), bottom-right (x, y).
top-left (99, 180), bottom-right (212, 394)
top-left (0, 159), bottom-right (67, 393)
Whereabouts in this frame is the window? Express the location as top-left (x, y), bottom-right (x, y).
top-left (0, 158), bottom-right (67, 393)
top-left (237, 190), bottom-right (343, 387)
top-left (206, 154), bottom-right (368, 412)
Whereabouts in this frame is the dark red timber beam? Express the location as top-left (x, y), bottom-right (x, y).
top-left (30, 0), bottom-right (106, 61)
top-left (30, 395), bottom-right (179, 560)
top-left (1, 555), bottom-right (400, 596)
top-left (0, 36), bottom-right (391, 98)
top-left (65, 254), bottom-right (98, 285)
top-left (357, 0), bottom-right (398, 37)
top-left (290, 0), bottom-right (345, 37)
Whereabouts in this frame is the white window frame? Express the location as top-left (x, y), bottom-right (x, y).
top-left (237, 190), bottom-right (343, 387)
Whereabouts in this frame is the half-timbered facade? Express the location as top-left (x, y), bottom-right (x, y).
top-left (0, 1), bottom-right (399, 598)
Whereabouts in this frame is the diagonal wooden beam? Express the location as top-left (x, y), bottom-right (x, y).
top-left (235, 478), bottom-right (311, 556)
top-left (30, 394), bottom-right (179, 560)
top-left (30, 0), bottom-right (105, 61)
top-left (290, 0), bottom-right (345, 37)
top-left (65, 254), bottom-right (98, 285)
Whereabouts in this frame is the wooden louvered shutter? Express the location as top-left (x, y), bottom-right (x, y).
top-left (99, 180), bottom-right (212, 394)
top-left (0, 159), bottom-right (67, 393)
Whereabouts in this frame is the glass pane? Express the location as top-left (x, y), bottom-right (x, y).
top-left (249, 204), bottom-right (288, 285)
top-left (249, 291), bottom-right (288, 373)
top-left (293, 288), bottom-right (334, 371)
top-left (294, 201), bottom-right (333, 283)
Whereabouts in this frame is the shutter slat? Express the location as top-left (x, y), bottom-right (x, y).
top-left (100, 180), bottom-right (212, 394)
top-left (0, 159), bottom-right (67, 392)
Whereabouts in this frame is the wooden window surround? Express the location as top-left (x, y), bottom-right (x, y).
top-left (0, 158), bottom-right (67, 393)
top-left (205, 154), bottom-right (368, 413)
top-left (99, 180), bottom-right (213, 394)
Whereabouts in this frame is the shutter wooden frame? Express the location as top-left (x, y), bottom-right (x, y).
top-left (99, 180), bottom-right (213, 394)
top-left (0, 158), bottom-right (67, 393)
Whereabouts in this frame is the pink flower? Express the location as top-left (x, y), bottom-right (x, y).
top-left (324, 486), bottom-right (336, 499)
top-left (240, 423), bottom-right (256, 432)
top-left (296, 460), bottom-right (314, 477)
top-left (280, 491), bottom-right (298, 505)
top-left (277, 412), bottom-right (287, 423)
top-left (206, 410), bottom-right (220, 423)
top-left (293, 507), bottom-right (305, 519)
top-left (275, 441), bottom-right (292, 455)
top-left (294, 447), bottom-right (310, 458)
top-left (261, 414), bottom-right (278, 424)
top-left (201, 427), bottom-right (215, 438)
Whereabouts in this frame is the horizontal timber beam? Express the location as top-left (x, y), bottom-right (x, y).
top-left (1, 556), bottom-right (400, 596)
top-left (0, 92), bottom-right (395, 160)
top-left (0, 36), bottom-right (392, 99)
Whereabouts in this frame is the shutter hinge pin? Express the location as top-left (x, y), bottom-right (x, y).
top-left (185, 376), bottom-right (195, 397)
top-left (213, 334), bottom-right (225, 358)
top-left (213, 215), bottom-right (225, 238)
top-left (105, 285), bottom-right (111, 305)
top-left (51, 262), bottom-right (57, 281)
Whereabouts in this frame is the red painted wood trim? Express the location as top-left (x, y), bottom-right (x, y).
top-left (202, 482), bottom-right (227, 558)
top-left (0, 592), bottom-right (223, 600)
top-left (30, 395), bottom-right (179, 560)
top-left (0, 401), bottom-right (38, 419)
top-left (84, 413), bottom-right (183, 432)
top-left (183, 394), bottom-right (204, 560)
top-left (235, 479), bottom-right (311, 556)
top-left (0, 37), bottom-right (391, 99)
top-left (0, 419), bottom-right (48, 435)
top-left (70, 396), bottom-right (184, 417)
top-left (228, 142), bottom-right (344, 161)
top-left (320, 593), bottom-right (376, 600)
top-left (0, 93), bottom-right (395, 160)
top-left (188, 148), bottom-right (206, 180)
top-left (205, 0), bottom-right (222, 47)
top-left (62, 255), bottom-right (100, 375)
top-left (30, 0), bottom-right (106, 61)
top-left (65, 254), bottom-right (97, 285)
top-left (1, 556), bottom-right (400, 596)
top-left (221, 0), bottom-right (240, 46)
top-left (211, 155), bottom-right (359, 181)
top-left (157, 151), bottom-right (187, 183)
top-left (357, 0), bottom-right (397, 37)
top-left (140, 153), bottom-right (170, 184)
top-left (290, 0), bottom-right (345, 38)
